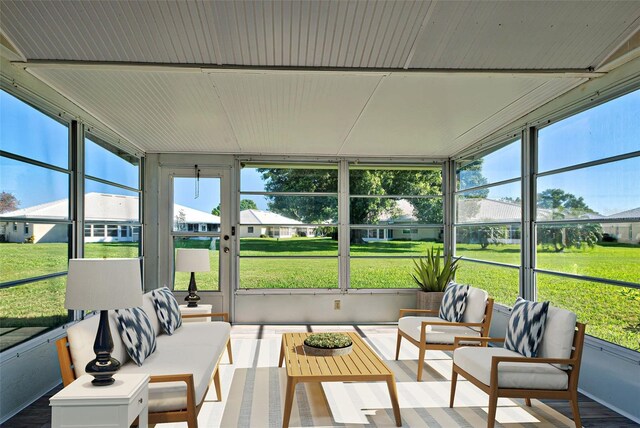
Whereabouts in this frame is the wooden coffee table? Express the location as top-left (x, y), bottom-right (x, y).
top-left (278, 332), bottom-right (401, 428)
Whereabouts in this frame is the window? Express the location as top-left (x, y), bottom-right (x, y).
top-left (84, 133), bottom-right (141, 259)
top-left (349, 165), bottom-right (443, 289)
top-left (535, 88), bottom-right (640, 349)
top-left (239, 164), bottom-right (339, 289)
top-left (172, 177), bottom-right (220, 291)
top-left (454, 139), bottom-right (522, 305)
top-left (0, 89), bottom-right (71, 351)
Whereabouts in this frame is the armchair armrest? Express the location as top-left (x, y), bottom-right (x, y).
top-left (419, 320), bottom-right (484, 342)
top-left (399, 308), bottom-right (438, 318)
top-left (453, 336), bottom-right (505, 347)
top-left (181, 312), bottom-right (229, 322)
top-left (490, 355), bottom-right (577, 385)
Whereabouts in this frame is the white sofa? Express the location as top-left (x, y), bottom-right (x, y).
top-left (56, 291), bottom-right (232, 428)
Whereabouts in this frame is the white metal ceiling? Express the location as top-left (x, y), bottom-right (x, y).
top-left (27, 66), bottom-right (584, 156)
top-left (2, 0), bottom-right (639, 69)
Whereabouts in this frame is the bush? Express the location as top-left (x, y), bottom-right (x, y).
top-left (259, 234), bottom-right (268, 238)
top-left (601, 233), bottom-right (618, 243)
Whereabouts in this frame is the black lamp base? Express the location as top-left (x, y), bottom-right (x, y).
top-left (86, 357), bottom-right (121, 386)
top-left (87, 310), bottom-right (121, 386)
top-left (185, 271), bottom-right (200, 308)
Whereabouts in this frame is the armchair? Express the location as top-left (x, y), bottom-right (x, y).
top-left (449, 304), bottom-right (586, 428)
top-left (395, 286), bottom-right (494, 381)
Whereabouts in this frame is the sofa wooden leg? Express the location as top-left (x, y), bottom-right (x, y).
top-left (525, 397), bottom-right (532, 407)
top-left (226, 339), bottom-right (234, 364)
top-left (487, 391), bottom-right (498, 428)
top-left (213, 369), bottom-right (222, 401)
top-left (449, 368), bottom-right (458, 408)
top-left (417, 344), bottom-right (426, 381)
top-left (395, 333), bottom-right (402, 360)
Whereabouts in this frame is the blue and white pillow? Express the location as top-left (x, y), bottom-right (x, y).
top-left (439, 282), bottom-right (469, 323)
top-left (151, 287), bottom-right (182, 335)
top-left (114, 307), bottom-right (157, 366)
top-left (505, 297), bottom-right (550, 358)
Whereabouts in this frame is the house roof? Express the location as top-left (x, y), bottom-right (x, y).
top-left (0, 193), bottom-right (220, 224)
top-left (240, 209), bottom-right (303, 225)
top-left (607, 207), bottom-right (640, 220)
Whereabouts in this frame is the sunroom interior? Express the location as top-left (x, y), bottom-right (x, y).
top-left (0, 1), bottom-right (639, 427)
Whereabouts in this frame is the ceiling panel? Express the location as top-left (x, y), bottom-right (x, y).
top-left (208, 71), bottom-right (383, 155)
top-left (341, 73), bottom-right (584, 157)
top-left (408, 1), bottom-right (640, 70)
top-left (28, 67), bottom-right (239, 153)
top-left (1, 0), bottom-right (430, 67)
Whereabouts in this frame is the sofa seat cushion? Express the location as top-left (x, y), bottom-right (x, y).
top-left (117, 321), bottom-right (230, 413)
top-left (398, 316), bottom-right (481, 344)
top-left (454, 346), bottom-right (568, 390)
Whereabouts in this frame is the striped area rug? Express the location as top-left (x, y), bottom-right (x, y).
top-left (216, 336), bottom-right (577, 428)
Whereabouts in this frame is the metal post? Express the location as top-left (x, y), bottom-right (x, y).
top-left (521, 127), bottom-right (537, 300)
top-left (339, 160), bottom-right (350, 291)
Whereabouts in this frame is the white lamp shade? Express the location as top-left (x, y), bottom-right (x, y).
top-left (175, 249), bottom-right (211, 272)
top-left (65, 258), bottom-right (143, 310)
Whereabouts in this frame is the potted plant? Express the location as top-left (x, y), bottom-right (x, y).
top-left (303, 333), bottom-right (353, 356)
top-left (412, 248), bottom-right (459, 311)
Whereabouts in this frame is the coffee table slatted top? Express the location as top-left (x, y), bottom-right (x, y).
top-left (280, 332), bottom-right (393, 381)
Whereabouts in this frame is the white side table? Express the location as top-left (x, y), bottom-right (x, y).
top-left (50, 373), bottom-right (149, 428)
top-left (180, 303), bottom-right (213, 323)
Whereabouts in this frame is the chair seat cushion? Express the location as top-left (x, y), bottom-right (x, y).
top-left (118, 321), bottom-right (230, 412)
top-left (398, 316), bottom-right (481, 344)
top-left (453, 346), bottom-right (568, 390)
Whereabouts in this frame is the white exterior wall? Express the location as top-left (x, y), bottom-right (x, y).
top-left (239, 225), bottom-right (266, 237)
top-left (602, 223), bottom-right (640, 244)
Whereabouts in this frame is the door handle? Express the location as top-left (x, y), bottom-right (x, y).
top-left (223, 247), bottom-right (230, 253)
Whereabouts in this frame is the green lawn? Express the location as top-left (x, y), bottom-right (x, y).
top-left (1, 238), bottom-right (638, 350)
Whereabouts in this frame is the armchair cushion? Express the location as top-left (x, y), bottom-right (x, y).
top-left (454, 346), bottom-right (568, 390)
top-left (462, 287), bottom-right (489, 330)
top-left (439, 283), bottom-right (469, 322)
top-left (538, 305), bottom-right (577, 369)
top-left (151, 287), bottom-right (183, 335)
top-left (398, 316), bottom-right (481, 344)
top-left (505, 297), bottom-right (549, 357)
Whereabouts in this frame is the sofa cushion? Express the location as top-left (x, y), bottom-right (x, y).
top-left (151, 287), bottom-right (182, 335)
top-left (67, 311), bottom-right (128, 377)
top-left (142, 292), bottom-right (161, 336)
top-left (454, 346), bottom-right (568, 390)
top-left (505, 297), bottom-right (549, 358)
top-left (398, 316), bottom-right (481, 344)
top-left (439, 283), bottom-right (469, 322)
top-left (117, 321), bottom-right (231, 412)
top-left (538, 305), bottom-right (577, 369)
top-left (114, 307), bottom-right (157, 366)
top-left (462, 287), bottom-right (489, 330)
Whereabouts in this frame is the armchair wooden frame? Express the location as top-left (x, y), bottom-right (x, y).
top-left (395, 298), bottom-right (494, 381)
top-left (449, 322), bottom-right (586, 428)
top-left (56, 312), bottom-right (233, 428)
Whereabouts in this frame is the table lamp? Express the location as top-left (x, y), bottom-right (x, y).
top-left (65, 258), bottom-right (142, 386)
top-left (175, 248), bottom-right (210, 307)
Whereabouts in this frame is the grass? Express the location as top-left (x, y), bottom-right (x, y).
top-left (1, 238), bottom-right (638, 349)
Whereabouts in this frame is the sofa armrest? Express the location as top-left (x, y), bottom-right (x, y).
top-left (181, 312), bottom-right (229, 322)
top-left (399, 308), bottom-right (439, 318)
top-left (149, 374), bottom-right (197, 419)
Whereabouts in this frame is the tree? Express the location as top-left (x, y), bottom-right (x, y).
top-left (212, 199), bottom-right (258, 216)
top-left (537, 188), bottom-right (602, 252)
top-left (0, 192), bottom-right (20, 213)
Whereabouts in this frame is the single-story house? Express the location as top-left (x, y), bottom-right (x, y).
top-left (239, 209), bottom-right (315, 238)
top-left (602, 207), bottom-right (640, 244)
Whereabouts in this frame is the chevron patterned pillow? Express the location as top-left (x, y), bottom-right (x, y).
top-left (114, 307), bottom-right (157, 366)
top-left (438, 282), bottom-right (469, 322)
top-left (151, 287), bottom-right (183, 335)
top-left (505, 297), bottom-right (550, 358)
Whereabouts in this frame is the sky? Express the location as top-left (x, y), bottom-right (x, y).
top-left (1, 89), bottom-right (638, 217)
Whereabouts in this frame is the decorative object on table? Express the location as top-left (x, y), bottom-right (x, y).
top-left (151, 287), bottom-right (183, 335)
top-left (175, 248), bottom-right (210, 307)
top-left (412, 247), bottom-right (459, 311)
top-left (65, 258), bottom-right (142, 386)
top-left (303, 333), bottom-right (353, 356)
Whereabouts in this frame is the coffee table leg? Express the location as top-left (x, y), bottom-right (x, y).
top-left (386, 376), bottom-right (402, 427)
top-left (282, 377), bottom-right (296, 428)
top-left (278, 339), bottom-right (285, 367)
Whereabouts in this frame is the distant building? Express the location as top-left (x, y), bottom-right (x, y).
top-left (173, 205), bottom-right (220, 233)
top-left (602, 207), bottom-right (640, 244)
top-left (239, 209), bottom-right (315, 238)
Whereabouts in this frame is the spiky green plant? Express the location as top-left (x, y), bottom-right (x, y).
top-left (411, 248), bottom-right (459, 292)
